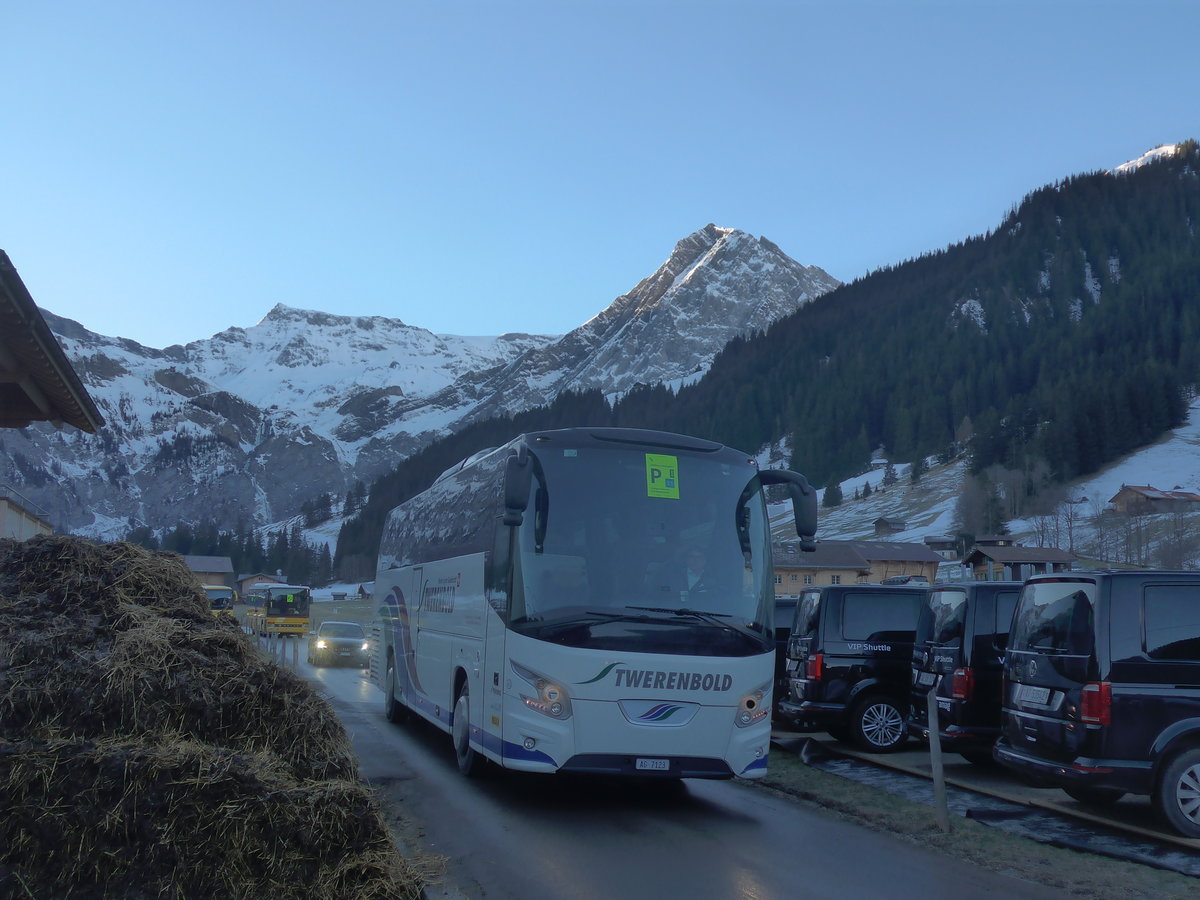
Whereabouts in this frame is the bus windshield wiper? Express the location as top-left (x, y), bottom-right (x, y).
top-left (619, 609), bottom-right (768, 643)
top-left (624, 605), bottom-right (733, 618)
top-left (621, 606), bottom-right (761, 637)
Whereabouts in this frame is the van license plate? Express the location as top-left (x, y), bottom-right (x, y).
top-left (917, 671), bottom-right (936, 686)
top-left (636, 758), bottom-right (671, 771)
top-left (1015, 684), bottom-right (1050, 704)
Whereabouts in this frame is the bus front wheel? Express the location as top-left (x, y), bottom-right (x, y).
top-left (453, 682), bottom-right (484, 777)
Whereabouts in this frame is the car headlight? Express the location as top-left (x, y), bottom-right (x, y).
top-left (511, 660), bottom-right (573, 719)
top-left (316, 639), bottom-right (328, 649)
top-left (360, 642), bottom-right (369, 652)
top-left (734, 682), bottom-right (771, 728)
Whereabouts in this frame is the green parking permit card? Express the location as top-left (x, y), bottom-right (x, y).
top-left (645, 454), bottom-right (680, 499)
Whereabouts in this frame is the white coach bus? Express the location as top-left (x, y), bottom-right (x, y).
top-left (374, 427), bottom-right (816, 779)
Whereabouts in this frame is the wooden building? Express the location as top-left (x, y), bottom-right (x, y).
top-left (1, 250), bottom-right (103, 433)
top-left (963, 544), bottom-right (1076, 582)
top-left (1, 485), bottom-right (52, 540)
top-left (772, 539), bottom-right (945, 596)
top-left (873, 517), bottom-right (907, 536)
top-left (182, 555), bottom-right (236, 588)
top-left (1108, 484), bottom-right (1200, 516)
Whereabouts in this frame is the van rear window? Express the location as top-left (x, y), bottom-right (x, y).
top-left (1010, 581), bottom-right (1096, 655)
top-left (919, 588), bottom-right (967, 647)
top-left (992, 590), bottom-right (1020, 649)
top-left (793, 590), bottom-right (821, 638)
top-left (1145, 584), bottom-right (1200, 660)
top-left (842, 591), bottom-right (920, 641)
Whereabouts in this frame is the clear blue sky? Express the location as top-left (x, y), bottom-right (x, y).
top-left (4, 1), bottom-right (1197, 349)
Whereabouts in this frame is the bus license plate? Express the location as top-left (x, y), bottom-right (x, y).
top-left (636, 758), bottom-right (671, 771)
top-left (1015, 684), bottom-right (1050, 704)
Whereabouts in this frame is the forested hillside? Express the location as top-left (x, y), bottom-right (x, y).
top-left (640, 140), bottom-right (1200, 486)
top-left (333, 142), bottom-right (1200, 578)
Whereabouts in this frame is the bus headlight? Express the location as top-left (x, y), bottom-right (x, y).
top-left (735, 682), bottom-right (771, 728)
top-left (511, 660), bottom-right (573, 720)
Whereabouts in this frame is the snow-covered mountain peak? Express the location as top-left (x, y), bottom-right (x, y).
top-left (7, 226), bottom-right (839, 539)
top-left (449, 226), bottom-right (842, 425)
top-left (1109, 143), bottom-right (1180, 175)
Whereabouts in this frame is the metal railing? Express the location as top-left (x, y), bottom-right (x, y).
top-left (0, 483), bottom-right (49, 518)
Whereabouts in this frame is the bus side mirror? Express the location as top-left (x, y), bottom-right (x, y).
top-left (503, 451), bottom-right (531, 526)
top-left (760, 469), bottom-right (818, 551)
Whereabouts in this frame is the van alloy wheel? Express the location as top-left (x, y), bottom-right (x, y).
top-left (1156, 747), bottom-right (1200, 838)
top-left (851, 696), bottom-right (907, 752)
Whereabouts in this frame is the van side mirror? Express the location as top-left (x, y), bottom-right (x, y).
top-left (760, 469), bottom-right (818, 551)
top-left (503, 451), bottom-right (531, 526)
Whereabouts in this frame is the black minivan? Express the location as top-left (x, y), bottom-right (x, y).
top-left (908, 582), bottom-right (1022, 764)
top-left (993, 571), bottom-right (1200, 837)
top-left (778, 584), bottom-right (928, 752)
top-left (773, 596), bottom-right (799, 723)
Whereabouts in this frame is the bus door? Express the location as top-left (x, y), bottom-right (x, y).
top-left (482, 522), bottom-right (514, 758)
top-left (397, 566), bottom-right (424, 712)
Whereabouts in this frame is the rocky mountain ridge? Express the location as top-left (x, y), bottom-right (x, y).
top-left (1, 225), bottom-right (839, 537)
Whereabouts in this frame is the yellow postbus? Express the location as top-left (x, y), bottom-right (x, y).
top-left (203, 584), bottom-right (238, 619)
top-left (245, 583), bottom-right (312, 637)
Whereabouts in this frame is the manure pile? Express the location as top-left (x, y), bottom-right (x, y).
top-left (0, 535), bottom-right (424, 900)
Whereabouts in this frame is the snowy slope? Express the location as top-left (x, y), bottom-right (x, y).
top-left (773, 404), bottom-right (1200, 569)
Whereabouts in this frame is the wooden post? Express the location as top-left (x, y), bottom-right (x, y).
top-left (927, 687), bottom-right (951, 832)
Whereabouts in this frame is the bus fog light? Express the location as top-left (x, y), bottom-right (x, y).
top-left (523, 737), bottom-right (536, 750)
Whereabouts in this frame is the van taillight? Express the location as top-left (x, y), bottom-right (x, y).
top-left (1080, 682), bottom-right (1112, 726)
top-left (951, 667), bottom-right (974, 701)
top-left (805, 653), bottom-right (824, 680)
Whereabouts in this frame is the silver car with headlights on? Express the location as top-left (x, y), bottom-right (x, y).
top-left (307, 620), bottom-right (369, 667)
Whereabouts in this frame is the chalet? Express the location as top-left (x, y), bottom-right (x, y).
top-left (771, 539), bottom-right (944, 595)
top-left (1108, 484), bottom-right (1200, 516)
top-left (963, 544), bottom-right (1076, 582)
top-left (846, 540), bottom-right (945, 583)
top-left (873, 517), bottom-right (907, 536)
top-left (182, 555), bottom-right (235, 589)
top-left (772, 541), bottom-right (871, 596)
top-left (923, 535), bottom-right (958, 560)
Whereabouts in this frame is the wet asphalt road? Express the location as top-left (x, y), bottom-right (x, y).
top-left (272, 640), bottom-right (1064, 900)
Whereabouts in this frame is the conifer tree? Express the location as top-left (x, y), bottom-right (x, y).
top-left (910, 456), bottom-right (927, 484)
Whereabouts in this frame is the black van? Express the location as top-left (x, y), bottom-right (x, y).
top-left (908, 582), bottom-right (1022, 763)
top-left (778, 584), bottom-right (928, 751)
top-left (993, 571), bottom-right (1200, 837)
top-left (773, 596), bottom-right (799, 723)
